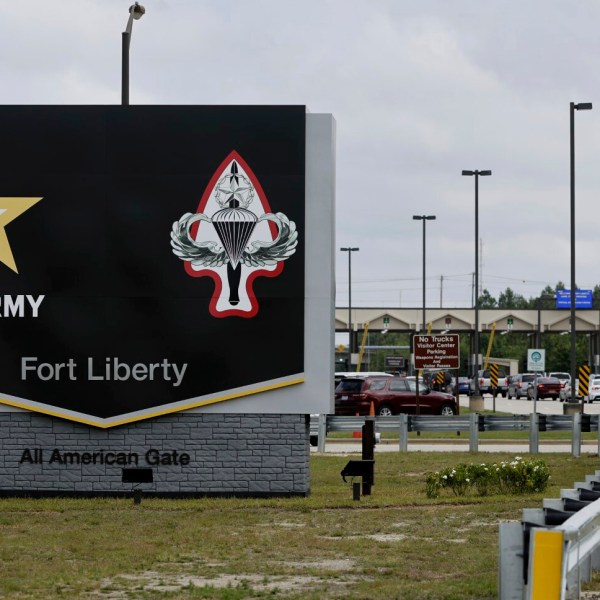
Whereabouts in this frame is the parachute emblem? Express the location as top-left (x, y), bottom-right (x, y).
top-left (170, 152), bottom-right (298, 318)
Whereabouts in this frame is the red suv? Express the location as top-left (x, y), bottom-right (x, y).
top-left (334, 376), bottom-right (458, 417)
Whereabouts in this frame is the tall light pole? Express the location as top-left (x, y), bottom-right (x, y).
top-left (122, 3), bottom-right (146, 106)
top-left (462, 169), bottom-right (491, 397)
top-left (412, 216), bottom-right (436, 333)
top-left (340, 247), bottom-right (359, 371)
top-left (570, 102), bottom-right (592, 403)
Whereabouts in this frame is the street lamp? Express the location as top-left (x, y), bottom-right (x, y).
top-left (122, 2), bottom-right (146, 106)
top-left (462, 169), bottom-right (492, 397)
top-left (570, 101), bottom-right (592, 403)
top-left (340, 247), bottom-right (359, 371)
top-left (412, 215), bottom-right (436, 333)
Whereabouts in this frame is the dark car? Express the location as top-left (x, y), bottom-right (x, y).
top-left (334, 376), bottom-right (458, 417)
top-left (452, 377), bottom-right (470, 395)
top-left (527, 376), bottom-right (562, 400)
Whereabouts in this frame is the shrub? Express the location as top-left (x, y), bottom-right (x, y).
top-left (425, 456), bottom-right (550, 498)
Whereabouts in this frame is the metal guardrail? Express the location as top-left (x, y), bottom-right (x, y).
top-left (500, 469), bottom-right (600, 599)
top-left (310, 413), bottom-right (600, 456)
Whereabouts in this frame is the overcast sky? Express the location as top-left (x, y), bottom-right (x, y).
top-left (2, 0), bottom-right (600, 309)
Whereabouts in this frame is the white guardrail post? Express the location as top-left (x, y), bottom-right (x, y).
top-left (572, 411), bottom-right (581, 458)
top-left (529, 412), bottom-right (539, 455)
top-left (317, 414), bottom-right (327, 453)
top-left (499, 521), bottom-right (525, 600)
top-left (399, 413), bottom-right (409, 452)
top-left (469, 411), bottom-right (479, 452)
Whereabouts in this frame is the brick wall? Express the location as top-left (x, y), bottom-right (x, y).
top-left (0, 413), bottom-right (310, 497)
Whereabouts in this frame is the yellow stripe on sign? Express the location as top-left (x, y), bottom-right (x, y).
top-left (490, 363), bottom-right (498, 388)
top-left (579, 364), bottom-right (591, 397)
top-left (530, 529), bottom-right (564, 600)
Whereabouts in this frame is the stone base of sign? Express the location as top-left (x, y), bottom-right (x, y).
top-left (0, 412), bottom-right (310, 497)
top-left (563, 402), bottom-right (583, 416)
top-left (469, 395), bottom-right (485, 412)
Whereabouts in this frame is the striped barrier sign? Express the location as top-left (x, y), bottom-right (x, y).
top-left (490, 363), bottom-right (499, 389)
top-left (579, 364), bottom-right (591, 398)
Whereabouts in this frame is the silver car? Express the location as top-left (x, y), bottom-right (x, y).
top-left (559, 380), bottom-right (581, 402)
top-left (506, 373), bottom-right (538, 399)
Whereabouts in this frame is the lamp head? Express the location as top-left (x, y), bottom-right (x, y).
top-left (130, 3), bottom-right (145, 19)
top-left (575, 102), bottom-right (593, 111)
top-left (462, 169), bottom-right (491, 176)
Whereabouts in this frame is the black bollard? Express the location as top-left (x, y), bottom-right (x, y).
top-left (362, 417), bottom-right (375, 495)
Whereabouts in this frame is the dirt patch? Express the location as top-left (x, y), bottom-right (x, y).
top-left (283, 559), bottom-right (356, 570)
top-left (258, 521), bottom-right (306, 528)
top-left (93, 569), bottom-right (359, 598)
top-left (319, 532), bottom-right (466, 544)
top-left (366, 533), bottom-right (409, 542)
top-left (319, 533), bottom-right (408, 542)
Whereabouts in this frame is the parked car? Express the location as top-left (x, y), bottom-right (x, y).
top-left (469, 368), bottom-right (508, 397)
top-left (334, 376), bottom-right (458, 416)
top-left (559, 379), bottom-right (581, 402)
top-left (334, 371), bottom-right (392, 387)
top-left (527, 376), bottom-right (562, 400)
top-left (586, 378), bottom-right (600, 403)
top-left (452, 376), bottom-right (471, 395)
top-left (548, 372), bottom-right (571, 389)
top-left (506, 373), bottom-right (539, 399)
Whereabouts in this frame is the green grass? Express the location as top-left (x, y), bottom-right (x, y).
top-left (1, 453), bottom-right (599, 599)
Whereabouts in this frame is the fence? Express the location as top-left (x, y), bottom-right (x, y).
top-left (311, 413), bottom-right (600, 457)
top-left (500, 469), bottom-right (600, 599)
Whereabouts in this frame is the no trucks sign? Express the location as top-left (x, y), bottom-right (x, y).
top-left (413, 334), bottom-right (460, 370)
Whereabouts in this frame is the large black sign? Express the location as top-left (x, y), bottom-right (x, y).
top-left (0, 106), bottom-right (305, 424)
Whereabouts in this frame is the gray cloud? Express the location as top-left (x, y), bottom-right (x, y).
top-left (1, 0), bottom-right (599, 307)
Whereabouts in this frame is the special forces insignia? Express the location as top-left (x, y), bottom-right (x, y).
top-left (170, 151), bottom-right (298, 317)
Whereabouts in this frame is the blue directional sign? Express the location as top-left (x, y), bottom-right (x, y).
top-left (556, 290), bottom-right (593, 309)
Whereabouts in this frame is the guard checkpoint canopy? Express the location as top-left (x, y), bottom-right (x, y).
top-left (413, 334), bottom-right (460, 370)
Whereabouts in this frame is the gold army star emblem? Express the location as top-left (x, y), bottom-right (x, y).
top-left (0, 197), bottom-right (42, 273)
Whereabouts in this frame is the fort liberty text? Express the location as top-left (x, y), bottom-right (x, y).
top-left (21, 357), bottom-right (188, 387)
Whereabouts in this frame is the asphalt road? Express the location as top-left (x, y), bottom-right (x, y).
top-left (460, 394), bottom-right (600, 415)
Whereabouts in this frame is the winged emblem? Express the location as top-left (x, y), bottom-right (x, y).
top-left (170, 211), bottom-right (298, 269)
top-left (170, 153), bottom-right (298, 317)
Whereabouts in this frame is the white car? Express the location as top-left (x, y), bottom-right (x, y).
top-left (559, 380), bottom-right (580, 402)
top-left (587, 378), bottom-right (600, 403)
